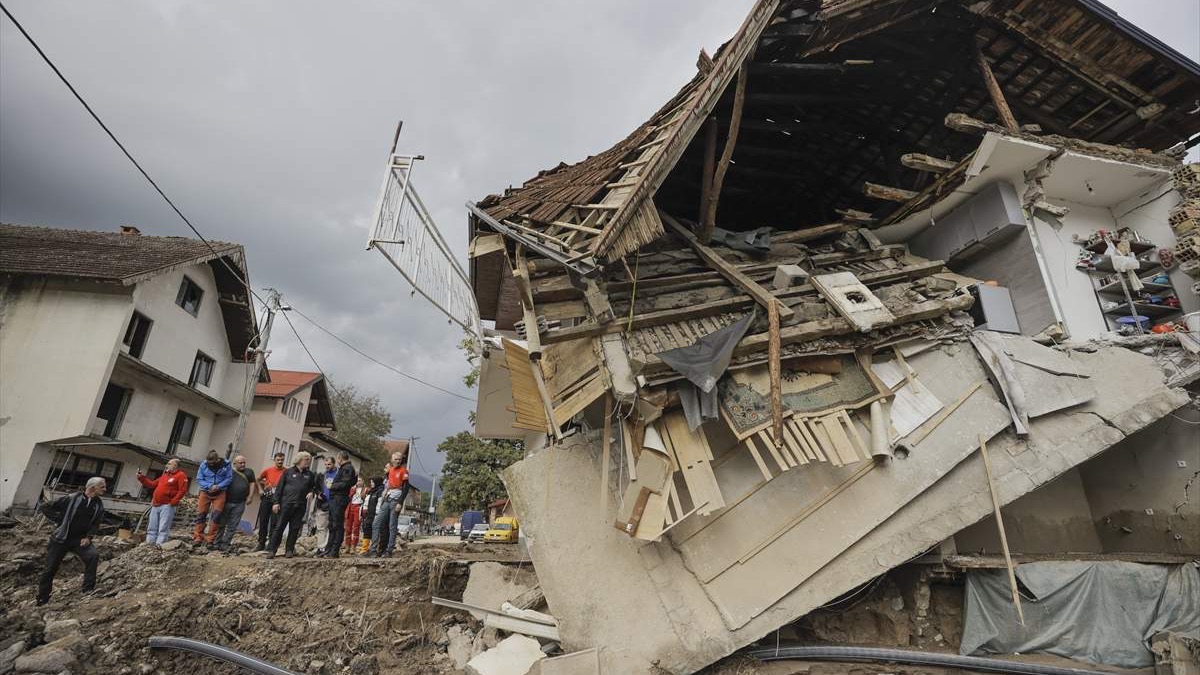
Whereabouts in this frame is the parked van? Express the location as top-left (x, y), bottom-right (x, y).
top-left (484, 516), bottom-right (519, 543)
top-left (459, 510), bottom-right (485, 541)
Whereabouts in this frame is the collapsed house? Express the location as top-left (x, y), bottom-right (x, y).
top-left (466, 1), bottom-right (1200, 673)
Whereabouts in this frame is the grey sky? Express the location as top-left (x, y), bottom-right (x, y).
top-left (2, 1), bottom-right (1196, 479)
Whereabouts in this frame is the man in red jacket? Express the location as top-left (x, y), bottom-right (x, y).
top-left (136, 458), bottom-right (189, 546)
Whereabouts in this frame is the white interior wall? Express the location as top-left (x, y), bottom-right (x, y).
top-left (1113, 181), bottom-right (1200, 316)
top-left (1032, 200), bottom-right (1117, 340)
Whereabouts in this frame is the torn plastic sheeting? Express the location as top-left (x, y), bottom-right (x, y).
top-left (711, 226), bottom-right (772, 253)
top-left (656, 310), bottom-right (756, 394)
top-left (961, 561), bottom-right (1200, 669)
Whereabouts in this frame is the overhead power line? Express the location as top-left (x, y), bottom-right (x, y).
top-left (1, 2), bottom-right (474, 404)
top-left (288, 306), bottom-right (473, 402)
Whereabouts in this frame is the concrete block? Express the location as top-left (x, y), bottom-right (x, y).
top-left (466, 635), bottom-right (545, 675)
top-left (463, 562), bottom-right (539, 621)
top-left (773, 264), bottom-right (809, 290)
top-left (531, 648), bottom-right (599, 675)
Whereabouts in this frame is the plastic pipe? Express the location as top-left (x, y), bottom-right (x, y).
top-left (148, 636), bottom-right (298, 675)
top-left (745, 645), bottom-right (1114, 675)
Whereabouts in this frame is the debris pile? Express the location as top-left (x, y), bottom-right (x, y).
top-left (462, 0), bottom-right (1200, 672)
top-left (0, 523), bottom-right (494, 675)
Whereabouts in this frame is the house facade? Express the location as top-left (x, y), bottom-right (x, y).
top-left (0, 224), bottom-right (259, 514)
top-left (243, 369), bottom-right (370, 475)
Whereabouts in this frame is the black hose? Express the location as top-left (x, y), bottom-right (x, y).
top-left (745, 645), bottom-right (1114, 675)
top-left (148, 636), bottom-right (298, 675)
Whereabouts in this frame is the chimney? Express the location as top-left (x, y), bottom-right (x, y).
top-left (119, 225), bottom-right (141, 236)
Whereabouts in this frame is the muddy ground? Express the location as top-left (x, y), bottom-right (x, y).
top-left (0, 521), bottom-right (525, 674)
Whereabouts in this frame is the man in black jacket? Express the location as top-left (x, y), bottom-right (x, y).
top-left (266, 452), bottom-right (318, 559)
top-left (320, 451), bottom-right (357, 559)
top-left (38, 477), bottom-right (106, 605)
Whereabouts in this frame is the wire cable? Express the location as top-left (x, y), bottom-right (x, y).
top-left (1, 2), bottom-right (473, 404)
top-left (0, 1), bottom-right (263, 305)
top-left (288, 305), bottom-right (473, 402)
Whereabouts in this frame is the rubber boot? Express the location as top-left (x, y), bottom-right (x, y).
top-left (359, 538), bottom-right (371, 554)
top-left (192, 522), bottom-right (206, 543)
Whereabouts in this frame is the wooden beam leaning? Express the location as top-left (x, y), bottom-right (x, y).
top-left (974, 42), bottom-right (1020, 133)
top-left (700, 61), bottom-right (751, 244)
top-left (900, 153), bottom-right (956, 174)
top-left (662, 211), bottom-right (795, 320)
top-left (699, 116), bottom-right (717, 225)
top-left (863, 182), bottom-right (918, 203)
top-left (768, 299), bottom-right (784, 450)
top-left (979, 434), bottom-right (1025, 626)
top-left (543, 259), bottom-right (946, 344)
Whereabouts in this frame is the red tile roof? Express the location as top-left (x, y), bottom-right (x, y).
top-left (256, 370), bottom-right (322, 398)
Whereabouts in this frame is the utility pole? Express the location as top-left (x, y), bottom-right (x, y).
top-left (232, 288), bottom-right (282, 457)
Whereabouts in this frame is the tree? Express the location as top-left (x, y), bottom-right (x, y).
top-left (437, 432), bottom-right (523, 515)
top-left (327, 379), bottom-right (393, 475)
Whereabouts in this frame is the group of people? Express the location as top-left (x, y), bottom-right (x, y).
top-left (36, 447), bottom-right (413, 604)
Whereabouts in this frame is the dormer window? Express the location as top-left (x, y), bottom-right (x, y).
top-left (176, 276), bottom-right (203, 316)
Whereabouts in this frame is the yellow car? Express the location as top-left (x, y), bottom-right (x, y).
top-left (483, 517), bottom-right (519, 543)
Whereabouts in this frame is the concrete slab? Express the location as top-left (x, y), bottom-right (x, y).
top-left (466, 635), bottom-right (546, 675)
top-left (503, 340), bottom-right (1187, 674)
top-left (463, 562), bottom-right (540, 621)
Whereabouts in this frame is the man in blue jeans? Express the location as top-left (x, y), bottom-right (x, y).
top-left (367, 451), bottom-right (409, 557)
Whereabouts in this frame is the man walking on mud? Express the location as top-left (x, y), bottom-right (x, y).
top-left (266, 451), bottom-right (319, 559)
top-left (37, 477), bottom-right (106, 605)
top-left (194, 451), bottom-right (233, 546)
top-left (254, 451), bottom-right (287, 552)
top-left (319, 451), bottom-right (357, 559)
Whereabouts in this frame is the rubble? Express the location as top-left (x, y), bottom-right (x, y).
top-left (463, 0), bottom-right (1200, 673)
top-left (465, 635), bottom-right (545, 675)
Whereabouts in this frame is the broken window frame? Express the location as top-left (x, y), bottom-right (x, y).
top-left (122, 311), bottom-right (153, 359)
top-left (167, 410), bottom-right (198, 454)
top-left (175, 276), bottom-right (204, 317)
top-left (188, 351), bottom-right (215, 388)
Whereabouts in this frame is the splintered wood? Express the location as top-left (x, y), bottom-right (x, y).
top-left (502, 338), bottom-right (552, 433)
top-left (740, 410), bottom-right (872, 481)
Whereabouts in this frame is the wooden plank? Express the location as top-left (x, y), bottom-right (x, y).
top-left (530, 361), bottom-right (562, 440)
top-left (600, 395), bottom-right (612, 520)
top-left (700, 61), bottom-right (749, 243)
top-left (840, 410), bottom-right (869, 461)
top-left (742, 434), bottom-right (774, 481)
top-left (787, 419), bottom-right (817, 461)
top-left (614, 487), bottom-right (651, 536)
top-left (622, 419), bottom-right (637, 482)
top-left (980, 434), bottom-right (1025, 626)
top-left (591, 0), bottom-right (782, 259)
top-left (821, 414), bottom-right (859, 465)
top-left (771, 222), bottom-right (854, 244)
top-left (662, 413), bottom-right (725, 515)
top-left (900, 153), bottom-right (956, 173)
top-left (974, 42), bottom-right (1020, 133)
top-left (768, 299), bottom-right (784, 452)
top-left (699, 116), bottom-right (717, 227)
top-left (757, 430), bottom-right (790, 472)
top-left (807, 417), bottom-right (839, 466)
top-left (779, 422), bottom-right (805, 466)
top-left (863, 182), bottom-right (918, 202)
top-left (662, 211), bottom-right (795, 320)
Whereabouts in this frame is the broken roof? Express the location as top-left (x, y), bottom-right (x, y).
top-left (472, 0), bottom-right (1200, 294)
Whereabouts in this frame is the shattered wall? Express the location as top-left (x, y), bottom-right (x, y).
top-left (504, 341), bottom-right (1190, 674)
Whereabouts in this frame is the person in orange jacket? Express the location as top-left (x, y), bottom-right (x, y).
top-left (136, 458), bottom-right (189, 546)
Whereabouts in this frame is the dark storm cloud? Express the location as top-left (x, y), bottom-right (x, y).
top-left (2, 1), bottom-right (1196, 477)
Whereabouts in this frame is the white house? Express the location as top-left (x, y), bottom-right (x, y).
top-left (0, 223), bottom-right (259, 515)
top-left (242, 368), bottom-right (370, 475)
